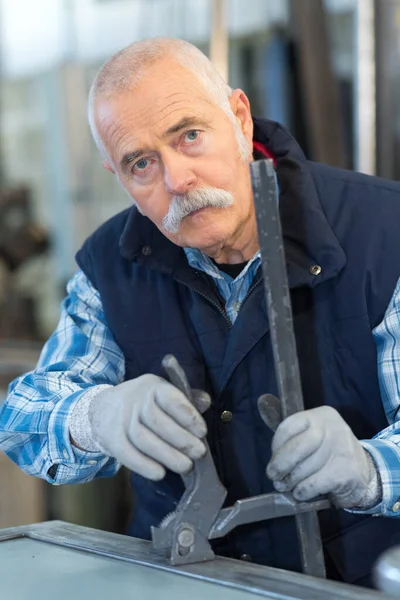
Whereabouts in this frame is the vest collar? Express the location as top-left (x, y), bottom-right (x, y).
top-left (119, 118), bottom-right (346, 289)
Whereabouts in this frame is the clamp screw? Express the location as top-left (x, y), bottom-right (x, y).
top-left (177, 528), bottom-right (195, 548)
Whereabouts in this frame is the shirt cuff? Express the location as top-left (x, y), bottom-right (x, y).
top-left (346, 439), bottom-right (400, 517)
top-left (45, 387), bottom-right (119, 485)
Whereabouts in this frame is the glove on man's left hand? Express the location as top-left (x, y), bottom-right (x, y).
top-left (266, 406), bottom-right (381, 509)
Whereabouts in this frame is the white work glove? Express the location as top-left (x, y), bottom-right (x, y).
top-left (266, 406), bottom-right (382, 509)
top-left (89, 375), bottom-right (211, 481)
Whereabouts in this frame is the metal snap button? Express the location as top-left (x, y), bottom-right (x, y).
top-left (221, 410), bottom-right (233, 424)
top-left (309, 264), bottom-right (322, 276)
top-left (141, 246), bottom-right (152, 256)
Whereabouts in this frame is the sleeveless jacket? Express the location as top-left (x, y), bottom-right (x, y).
top-left (76, 118), bottom-right (400, 587)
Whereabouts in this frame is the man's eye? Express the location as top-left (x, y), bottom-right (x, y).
top-left (184, 130), bottom-right (200, 143)
top-left (134, 158), bottom-right (149, 170)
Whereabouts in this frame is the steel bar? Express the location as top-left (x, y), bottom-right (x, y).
top-left (250, 159), bottom-right (326, 578)
top-left (209, 493), bottom-right (330, 539)
top-left (0, 521), bottom-right (386, 599)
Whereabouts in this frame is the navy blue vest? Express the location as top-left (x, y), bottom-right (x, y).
top-left (76, 118), bottom-right (400, 587)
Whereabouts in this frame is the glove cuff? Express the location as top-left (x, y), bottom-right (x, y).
top-left (354, 450), bottom-right (383, 509)
top-left (69, 385), bottom-right (113, 452)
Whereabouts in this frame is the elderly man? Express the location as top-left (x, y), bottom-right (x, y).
top-left (2, 37), bottom-right (400, 588)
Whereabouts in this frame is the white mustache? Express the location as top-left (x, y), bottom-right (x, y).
top-left (162, 187), bottom-right (233, 234)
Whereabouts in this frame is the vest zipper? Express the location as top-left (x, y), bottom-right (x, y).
top-left (174, 278), bottom-right (232, 328)
top-left (242, 275), bottom-right (263, 304)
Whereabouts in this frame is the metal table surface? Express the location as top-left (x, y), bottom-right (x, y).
top-left (0, 521), bottom-right (393, 599)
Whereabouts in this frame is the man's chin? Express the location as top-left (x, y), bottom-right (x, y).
top-left (177, 228), bottom-right (227, 253)
top-left (162, 210), bottom-right (232, 250)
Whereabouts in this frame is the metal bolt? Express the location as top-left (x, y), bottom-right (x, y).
top-left (240, 554), bottom-right (252, 562)
top-left (177, 528), bottom-right (195, 548)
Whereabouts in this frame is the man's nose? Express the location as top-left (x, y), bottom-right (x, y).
top-left (163, 155), bottom-right (197, 196)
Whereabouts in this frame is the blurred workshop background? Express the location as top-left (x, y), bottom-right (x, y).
top-left (0, 0), bottom-right (399, 534)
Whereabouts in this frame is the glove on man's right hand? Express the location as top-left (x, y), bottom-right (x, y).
top-left (89, 374), bottom-right (210, 481)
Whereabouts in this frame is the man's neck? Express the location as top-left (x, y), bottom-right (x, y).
top-left (212, 243), bottom-right (259, 264)
top-left (209, 209), bottom-right (259, 264)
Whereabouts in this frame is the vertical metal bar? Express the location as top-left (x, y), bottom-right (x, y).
top-left (0, 0), bottom-right (5, 189)
top-left (354, 0), bottom-right (376, 175)
top-left (289, 0), bottom-right (348, 168)
top-left (375, 0), bottom-right (399, 179)
top-left (250, 159), bottom-right (326, 578)
top-left (250, 160), bottom-right (304, 419)
top-left (43, 68), bottom-right (75, 286)
top-left (210, 0), bottom-right (228, 81)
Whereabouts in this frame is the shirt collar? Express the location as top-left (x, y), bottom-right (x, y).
top-left (184, 247), bottom-right (261, 281)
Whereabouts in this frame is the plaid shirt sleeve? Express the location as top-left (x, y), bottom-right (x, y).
top-left (0, 270), bottom-right (125, 485)
top-left (350, 278), bottom-right (400, 516)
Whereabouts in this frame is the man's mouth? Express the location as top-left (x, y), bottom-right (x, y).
top-left (186, 206), bottom-right (212, 218)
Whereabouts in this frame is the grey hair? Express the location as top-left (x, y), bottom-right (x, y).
top-left (87, 37), bottom-right (238, 160)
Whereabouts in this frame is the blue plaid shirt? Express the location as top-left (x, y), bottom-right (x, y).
top-left (0, 249), bottom-right (261, 485)
top-left (2, 249), bottom-right (400, 518)
top-left (362, 277), bottom-right (400, 516)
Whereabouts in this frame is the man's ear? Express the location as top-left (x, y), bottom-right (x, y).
top-left (103, 161), bottom-right (115, 174)
top-left (229, 89), bottom-right (253, 139)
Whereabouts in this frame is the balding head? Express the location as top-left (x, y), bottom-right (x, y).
top-left (88, 37), bottom-right (234, 159)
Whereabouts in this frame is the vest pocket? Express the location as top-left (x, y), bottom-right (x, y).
top-left (323, 514), bottom-right (400, 586)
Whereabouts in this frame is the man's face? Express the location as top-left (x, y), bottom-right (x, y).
top-left (96, 60), bottom-right (254, 254)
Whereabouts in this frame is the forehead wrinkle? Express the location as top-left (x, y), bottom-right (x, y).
top-left (127, 104), bottom-right (207, 150)
top-left (135, 83), bottom-right (217, 125)
top-left (149, 100), bottom-right (216, 144)
top-left (99, 88), bottom-right (220, 165)
top-left (97, 107), bottom-right (137, 162)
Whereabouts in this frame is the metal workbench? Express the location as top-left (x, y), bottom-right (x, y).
top-left (0, 520), bottom-right (393, 599)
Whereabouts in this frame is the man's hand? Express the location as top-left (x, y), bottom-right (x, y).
top-left (89, 375), bottom-right (210, 481)
top-left (266, 406), bottom-right (381, 509)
